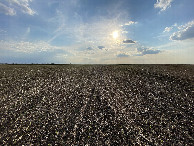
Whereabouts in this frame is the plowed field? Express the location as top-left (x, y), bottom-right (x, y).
top-left (0, 65), bottom-right (193, 145)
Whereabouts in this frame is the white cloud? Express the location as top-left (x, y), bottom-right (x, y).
top-left (121, 31), bottom-right (128, 34)
top-left (124, 21), bottom-right (137, 26)
top-left (8, 0), bottom-right (36, 15)
top-left (138, 48), bottom-right (161, 56)
top-left (49, 12), bottom-right (126, 50)
top-left (0, 40), bottom-right (61, 53)
top-left (170, 21), bottom-right (194, 40)
top-left (0, 40), bottom-right (179, 64)
top-left (163, 26), bottom-right (173, 32)
top-left (0, 2), bottom-right (16, 15)
top-left (154, 0), bottom-right (173, 11)
top-left (173, 23), bottom-right (177, 27)
top-left (0, 0), bottom-right (36, 16)
top-left (163, 23), bottom-right (178, 33)
top-left (0, 40), bottom-right (72, 63)
top-left (0, 29), bottom-right (7, 36)
top-left (116, 44), bottom-right (161, 58)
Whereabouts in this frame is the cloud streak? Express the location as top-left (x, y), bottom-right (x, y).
top-left (9, 0), bottom-right (36, 15)
top-left (0, 2), bottom-right (16, 15)
top-left (0, 0), bottom-right (36, 16)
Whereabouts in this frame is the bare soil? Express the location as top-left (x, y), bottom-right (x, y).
top-left (0, 64), bottom-right (193, 145)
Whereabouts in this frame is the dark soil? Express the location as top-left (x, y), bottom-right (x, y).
top-left (0, 64), bottom-right (193, 145)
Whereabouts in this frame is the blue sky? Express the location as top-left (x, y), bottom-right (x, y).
top-left (0, 0), bottom-right (194, 64)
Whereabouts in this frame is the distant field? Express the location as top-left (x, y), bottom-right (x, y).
top-left (0, 65), bottom-right (193, 145)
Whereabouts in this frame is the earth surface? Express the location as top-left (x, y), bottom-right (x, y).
top-left (0, 64), bottom-right (193, 145)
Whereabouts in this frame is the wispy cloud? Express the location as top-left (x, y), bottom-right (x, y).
top-left (0, 40), bottom-right (61, 53)
top-left (170, 20), bottom-right (194, 40)
top-left (0, 29), bottom-right (7, 36)
top-left (121, 31), bottom-right (128, 34)
top-left (9, 0), bottom-right (36, 15)
top-left (163, 26), bottom-right (173, 32)
top-left (49, 10), bottom-right (126, 49)
top-left (0, 0), bottom-right (36, 16)
top-left (0, 2), bottom-right (16, 15)
top-left (120, 21), bottom-right (138, 27)
top-left (154, 0), bottom-right (173, 12)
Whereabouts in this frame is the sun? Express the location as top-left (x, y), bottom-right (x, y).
top-left (112, 31), bottom-right (119, 39)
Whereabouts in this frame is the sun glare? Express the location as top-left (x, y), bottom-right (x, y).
top-left (112, 31), bottom-right (119, 39)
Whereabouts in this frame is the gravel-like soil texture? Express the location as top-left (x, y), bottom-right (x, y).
top-left (0, 64), bottom-right (193, 145)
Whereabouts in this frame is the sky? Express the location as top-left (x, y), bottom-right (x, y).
top-left (0, 0), bottom-right (194, 64)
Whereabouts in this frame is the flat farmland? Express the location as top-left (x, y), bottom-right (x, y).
top-left (0, 65), bottom-right (193, 145)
